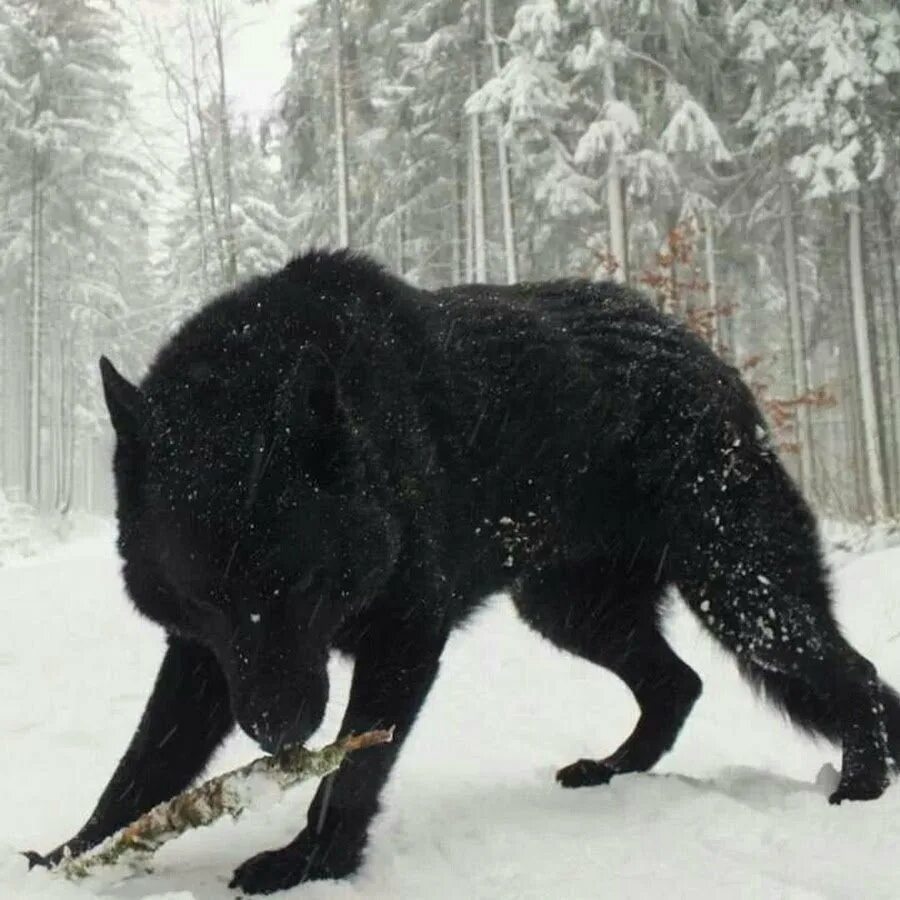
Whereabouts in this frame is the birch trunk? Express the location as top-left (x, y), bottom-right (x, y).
top-left (603, 56), bottom-right (628, 283)
top-left (469, 61), bottom-right (487, 281)
top-left (484, 0), bottom-right (517, 283)
top-left (780, 175), bottom-right (813, 491)
top-left (332, 0), bottom-right (350, 247)
top-left (847, 189), bottom-right (887, 518)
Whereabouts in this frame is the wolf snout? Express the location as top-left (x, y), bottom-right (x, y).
top-left (237, 677), bottom-right (328, 753)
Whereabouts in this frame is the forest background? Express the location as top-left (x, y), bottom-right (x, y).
top-left (0, 0), bottom-right (898, 525)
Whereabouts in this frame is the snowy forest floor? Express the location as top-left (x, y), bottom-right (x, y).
top-left (4, 527), bottom-right (900, 898)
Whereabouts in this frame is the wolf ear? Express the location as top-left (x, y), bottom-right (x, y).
top-left (99, 356), bottom-right (147, 438)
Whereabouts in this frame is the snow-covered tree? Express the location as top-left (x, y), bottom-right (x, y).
top-left (468, 0), bottom-right (728, 283)
top-left (731, 0), bottom-right (900, 515)
top-left (0, 0), bottom-right (154, 512)
top-left (0, 0), bottom-right (894, 524)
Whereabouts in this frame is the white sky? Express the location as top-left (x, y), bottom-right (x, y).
top-left (218, 0), bottom-right (299, 121)
top-left (115, 0), bottom-right (304, 251)
top-left (121, 0), bottom-right (300, 180)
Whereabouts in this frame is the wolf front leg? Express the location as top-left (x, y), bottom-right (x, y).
top-left (26, 634), bottom-right (234, 868)
top-left (229, 613), bottom-right (446, 894)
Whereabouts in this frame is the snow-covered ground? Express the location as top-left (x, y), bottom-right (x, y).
top-left (4, 530), bottom-right (900, 899)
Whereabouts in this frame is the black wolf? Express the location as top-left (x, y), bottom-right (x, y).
top-left (29, 251), bottom-right (899, 893)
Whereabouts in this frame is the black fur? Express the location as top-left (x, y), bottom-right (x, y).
top-left (29, 250), bottom-right (900, 893)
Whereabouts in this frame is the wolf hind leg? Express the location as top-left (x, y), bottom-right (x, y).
top-left (513, 564), bottom-right (702, 787)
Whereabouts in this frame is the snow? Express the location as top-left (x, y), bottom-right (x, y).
top-left (574, 101), bottom-right (641, 162)
top-left (659, 98), bottom-right (731, 163)
top-left (465, 56), bottom-right (569, 124)
top-left (4, 534), bottom-right (900, 898)
top-left (509, 0), bottom-right (563, 58)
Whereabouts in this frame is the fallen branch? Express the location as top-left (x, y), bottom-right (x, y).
top-left (57, 728), bottom-right (394, 879)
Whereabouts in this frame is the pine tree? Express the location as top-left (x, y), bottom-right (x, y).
top-left (730, 0), bottom-right (900, 516)
top-left (0, 0), bottom-right (154, 512)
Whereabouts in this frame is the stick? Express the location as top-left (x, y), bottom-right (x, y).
top-left (57, 728), bottom-right (394, 879)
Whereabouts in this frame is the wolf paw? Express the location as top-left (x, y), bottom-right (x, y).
top-left (828, 776), bottom-right (888, 805)
top-left (23, 851), bottom-right (53, 870)
top-left (23, 837), bottom-right (93, 870)
top-left (229, 833), bottom-right (361, 895)
top-left (556, 758), bottom-right (617, 788)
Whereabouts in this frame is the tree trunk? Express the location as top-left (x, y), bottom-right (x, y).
top-left (703, 209), bottom-right (718, 354)
top-left (187, 10), bottom-right (225, 282)
top-left (847, 189), bottom-right (887, 518)
top-left (452, 137), bottom-right (465, 285)
top-left (603, 56), bottom-right (628, 283)
top-left (84, 436), bottom-right (94, 512)
top-left (469, 61), bottom-right (487, 281)
top-left (780, 174), bottom-right (813, 492)
top-left (58, 322), bottom-right (76, 516)
top-left (865, 192), bottom-right (897, 515)
top-left (27, 154), bottom-right (43, 508)
top-left (208, 0), bottom-right (238, 285)
top-left (484, 0), bottom-right (517, 284)
top-left (3, 281), bottom-right (27, 502)
top-left (396, 209), bottom-right (404, 276)
top-left (50, 329), bottom-right (63, 513)
top-left (838, 247), bottom-right (868, 520)
top-left (465, 135), bottom-right (475, 282)
top-left (185, 115), bottom-right (210, 292)
top-left (877, 194), bottom-right (900, 514)
top-left (64, 351), bottom-right (76, 515)
top-left (332, 0), bottom-right (350, 247)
